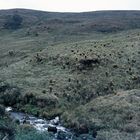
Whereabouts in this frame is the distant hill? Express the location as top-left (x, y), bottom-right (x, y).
top-left (0, 9), bottom-right (140, 33)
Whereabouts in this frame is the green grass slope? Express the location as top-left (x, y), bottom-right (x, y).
top-left (0, 9), bottom-right (140, 139)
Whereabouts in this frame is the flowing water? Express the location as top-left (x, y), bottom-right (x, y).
top-left (6, 107), bottom-right (73, 140)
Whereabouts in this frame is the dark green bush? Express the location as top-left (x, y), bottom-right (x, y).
top-left (0, 82), bottom-right (21, 106)
top-left (1, 88), bottom-right (21, 106)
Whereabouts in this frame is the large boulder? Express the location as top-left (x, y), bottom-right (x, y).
top-left (48, 126), bottom-right (57, 133)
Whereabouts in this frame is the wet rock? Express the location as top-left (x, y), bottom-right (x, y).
top-left (50, 116), bottom-right (59, 125)
top-left (23, 119), bottom-right (30, 124)
top-left (15, 119), bottom-right (20, 124)
top-left (48, 126), bottom-right (57, 133)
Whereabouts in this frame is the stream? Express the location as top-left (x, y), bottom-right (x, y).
top-left (5, 107), bottom-right (73, 140)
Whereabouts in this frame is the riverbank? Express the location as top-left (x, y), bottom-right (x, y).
top-left (6, 107), bottom-right (73, 140)
top-left (4, 107), bottom-right (94, 140)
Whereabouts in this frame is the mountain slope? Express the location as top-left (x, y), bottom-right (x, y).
top-left (0, 9), bottom-right (140, 139)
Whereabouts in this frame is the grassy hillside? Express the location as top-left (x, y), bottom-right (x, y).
top-left (1, 9), bottom-right (140, 33)
top-left (0, 9), bottom-right (140, 139)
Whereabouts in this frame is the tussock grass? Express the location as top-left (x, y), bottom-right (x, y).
top-left (1, 9), bottom-right (140, 139)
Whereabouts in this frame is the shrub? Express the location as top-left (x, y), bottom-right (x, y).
top-left (78, 58), bottom-right (100, 70)
top-left (1, 87), bottom-right (21, 106)
top-left (0, 82), bottom-right (21, 106)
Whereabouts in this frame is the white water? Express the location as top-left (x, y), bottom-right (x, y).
top-left (6, 107), bottom-right (73, 140)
